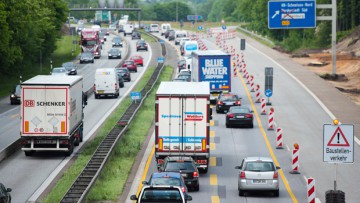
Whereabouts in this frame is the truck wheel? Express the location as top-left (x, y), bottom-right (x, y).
top-left (194, 184), bottom-right (200, 191)
top-left (24, 150), bottom-right (34, 156)
top-left (74, 130), bottom-right (80, 146)
top-left (95, 94), bottom-right (99, 99)
top-left (239, 189), bottom-right (245, 196)
top-left (226, 123), bottom-right (230, 128)
top-left (65, 138), bottom-right (74, 156)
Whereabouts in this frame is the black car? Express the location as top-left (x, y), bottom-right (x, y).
top-left (10, 85), bottom-right (21, 105)
top-left (116, 73), bottom-right (125, 88)
top-left (177, 60), bottom-right (186, 72)
top-left (62, 62), bottom-right (77, 75)
top-left (112, 37), bottom-right (123, 47)
top-left (0, 183), bottom-right (11, 203)
top-left (108, 48), bottom-right (121, 59)
top-left (116, 68), bottom-right (131, 82)
top-left (168, 30), bottom-right (176, 41)
top-left (99, 32), bottom-right (106, 44)
top-left (79, 52), bottom-right (94, 64)
top-left (158, 156), bottom-right (200, 191)
top-left (143, 172), bottom-right (188, 196)
top-left (164, 29), bottom-right (175, 39)
top-left (216, 93), bottom-right (241, 113)
top-left (136, 39), bottom-right (148, 51)
top-left (131, 31), bottom-right (141, 40)
top-left (226, 106), bottom-right (254, 128)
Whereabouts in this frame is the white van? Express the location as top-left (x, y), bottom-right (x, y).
top-left (123, 24), bottom-right (134, 36)
top-left (94, 68), bottom-right (119, 99)
top-left (174, 30), bottom-right (188, 45)
top-left (150, 24), bottom-right (159, 32)
top-left (160, 23), bottom-right (171, 35)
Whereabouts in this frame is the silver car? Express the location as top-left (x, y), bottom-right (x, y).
top-left (235, 157), bottom-right (280, 197)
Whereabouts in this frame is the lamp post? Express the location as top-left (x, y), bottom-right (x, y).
top-left (176, 0), bottom-right (178, 22)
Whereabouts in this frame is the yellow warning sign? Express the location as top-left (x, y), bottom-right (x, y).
top-left (282, 20), bottom-right (290, 26)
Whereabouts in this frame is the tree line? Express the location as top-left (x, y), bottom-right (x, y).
top-left (0, 0), bottom-right (68, 76)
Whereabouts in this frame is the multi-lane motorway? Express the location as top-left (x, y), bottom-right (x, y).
top-left (124, 30), bottom-right (360, 203)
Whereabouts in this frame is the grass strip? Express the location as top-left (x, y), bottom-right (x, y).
top-left (41, 65), bottom-right (173, 203)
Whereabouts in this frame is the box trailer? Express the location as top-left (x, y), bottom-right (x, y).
top-left (155, 82), bottom-right (211, 173)
top-left (191, 50), bottom-right (231, 103)
top-left (20, 75), bottom-right (87, 156)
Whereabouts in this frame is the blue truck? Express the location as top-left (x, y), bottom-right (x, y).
top-left (191, 50), bottom-right (232, 103)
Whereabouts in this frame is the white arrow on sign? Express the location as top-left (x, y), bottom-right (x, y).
top-left (272, 10), bottom-right (280, 19)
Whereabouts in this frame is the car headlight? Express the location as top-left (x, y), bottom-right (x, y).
top-left (11, 94), bottom-right (15, 98)
top-left (112, 43), bottom-right (115, 45)
top-left (108, 54), bottom-right (112, 56)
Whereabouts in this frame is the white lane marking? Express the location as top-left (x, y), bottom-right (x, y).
top-left (246, 42), bottom-right (360, 146)
top-left (27, 38), bottom-right (153, 203)
top-left (286, 145), bottom-right (290, 152)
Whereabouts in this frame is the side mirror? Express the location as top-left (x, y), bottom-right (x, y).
top-left (6, 188), bottom-right (12, 192)
top-left (235, 166), bottom-right (241, 169)
top-left (186, 194), bottom-right (192, 201)
top-left (142, 181), bottom-right (148, 185)
top-left (83, 92), bottom-right (88, 107)
top-left (130, 195), bottom-right (137, 200)
top-left (276, 166), bottom-right (281, 170)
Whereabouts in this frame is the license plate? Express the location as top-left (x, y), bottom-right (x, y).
top-left (181, 174), bottom-right (188, 178)
top-left (236, 116), bottom-right (244, 118)
top-left (253, 179), bottom-right (266, 184)
top-left (37, 140), bottom-right (56, 144)
top-left (212, 94), bottom-right (219, 97)
top-left (97, 90), bottom-right (104, 93)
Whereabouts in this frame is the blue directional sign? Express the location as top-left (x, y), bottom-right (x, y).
top-left (222, 25), bottom-right (227, 30)
top-left (130, 92), bottom-right (141, 101)
top-left (265, 89), bottom-right (273, 98)
top-left (198, 25), bottom-right (203, 31)
top-left (268, 0), bottom-right (316, 29)
top-left (159, 39), bottom-right (164, 44)
top-left (187, 15), bottom-right (202, 21)
top-left (157, 57), bottom-right (165, 63)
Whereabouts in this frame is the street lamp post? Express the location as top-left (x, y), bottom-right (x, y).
top-left (176, 0), bottom-right (178, 22)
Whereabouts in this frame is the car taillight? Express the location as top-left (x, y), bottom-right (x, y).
top-left (193, 171), bottom-right (199, 178)
top-left (115, 83), bottom-right (118, 90)
top-left (93, 84), bottom-right (96, 91)
top-left (227, 114), bottom-right (235, 118)
top-left (217, 101), bottom-right (223, 105)
top-left (273, 171), bottom-right (278, 179)
top-left (235, 101), bottom-right (241, 105)
top-left (245, 114), bottom-right (253, 118)
top-left (127, 73), bottom-right (130, 76)
top-left (181, 186), bottom-right (186, 193)
top-left (136, 45), bottom-right (140, 48)
top-left (240, 171), bottom-right (246, 179)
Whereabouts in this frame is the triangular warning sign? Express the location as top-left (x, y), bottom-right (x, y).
top-left (327, 127), bottom-right (350, 147)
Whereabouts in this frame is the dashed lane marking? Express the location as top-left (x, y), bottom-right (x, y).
top-left (210, 174), bottom-right (218, 185)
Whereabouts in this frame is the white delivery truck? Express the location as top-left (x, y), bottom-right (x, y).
top-left (160, 23), bottom-right (171, 35)
top-left (20, 75), bottom-right (87, 156)
top-left (123, 24), bottom-right (134, 36)
top-left (155, 82), bottom-right (211, 173)
top-left (94, 68), bottom-right (120, 99)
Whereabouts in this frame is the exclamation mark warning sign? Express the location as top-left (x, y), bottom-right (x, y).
top-left (327, 127), bottom-right (350, 147)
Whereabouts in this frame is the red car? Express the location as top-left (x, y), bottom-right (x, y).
top-left (122, 60), bottom-right (138, 72)
top-left (130, 55), bottom-right (144, 66)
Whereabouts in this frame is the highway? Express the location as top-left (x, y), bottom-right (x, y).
top-left (124, 30), bottom-right (360, 203)
top-left (0, 31), bottom-right (156, 203)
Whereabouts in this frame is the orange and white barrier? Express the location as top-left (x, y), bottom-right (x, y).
top-left (307, 178), bottom-right (315, 203)
top-left (250, 75), bottom-right (255, 92)
top-left (276, 127), bottom-right (283, 149)
top-left (261, 98), bottom-right (267, 115)
top-left (255, 84), bottom-right (261, 103)
top-left (268, 108), bottom-right (274, 130)
top-left (290, 144), bottom-right (300, 174)
top-left (246, 73), bottom-right (250, 84)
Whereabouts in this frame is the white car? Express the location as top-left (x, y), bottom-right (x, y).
top-left (235, 157), bottom-right (280, 197)
top-left (130, 185), bottom-right (192, 203)
top-left (51, 67), bottom-right (67, 76)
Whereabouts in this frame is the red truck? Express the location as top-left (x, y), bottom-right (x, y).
top-left (80, 28), bottom-right (102, 58)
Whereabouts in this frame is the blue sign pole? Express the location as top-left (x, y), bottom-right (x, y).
top-left (268, 0), bottom-right (316, 29)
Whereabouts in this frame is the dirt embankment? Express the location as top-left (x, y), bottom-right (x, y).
top-left (288, 27), bottom-right (360, 105)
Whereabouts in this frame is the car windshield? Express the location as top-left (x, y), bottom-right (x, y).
top-left (150, 178), bottom-right (181, 186)
top-left (125, 61), bottom-right (134, 65)
top-left (245, 161), bottom-right (275, 172)
top-left (52, 68), bottom-right (66, 73)
top-left (113, 38), bottom-right (122, 42)
top-left (14, 85), bottom-right (21, 94)
top-left (62, 62), bottom-right (74, 67)
top-left (165, 162), bottom-right (195, 171)
top-left (231, 108), bottom-right (249, 114)
top-left (82, 52), bottom-right (92, 57)
top-left (82, 40), bottom-right (97, 46)
top-left (221, 95), bottom-right (237, 101)
top-left (109, 49), bottom-right (119, 53)
top-left (131, 56), bottom-right (141, 60)
top-left (140, 189), bottom-right (182, 202)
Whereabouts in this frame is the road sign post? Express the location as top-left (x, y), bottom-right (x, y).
top-left (265, 67), bottom-right (273, 105)
top-left (268, 0), bottom-right (316, 29)
top-left (130, 92), bottom-right (141, 103)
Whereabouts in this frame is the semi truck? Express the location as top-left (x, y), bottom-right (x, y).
top-left (191, 50), bottom-right (232, 103)
top-left (155, 82), bottom-right (211, 173)
top-left (80, 28), bottom-right (102, 58)
top-left (20, 75), bottom-right (87, 156)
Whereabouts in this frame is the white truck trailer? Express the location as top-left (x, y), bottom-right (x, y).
top-left (155, 82), bottom-right (211, 173)
top-left (20, 75), bottom-right (87, 156)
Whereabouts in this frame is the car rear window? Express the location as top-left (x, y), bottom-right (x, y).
top-left (150, 177), bottom-right (181, 186)
top-left (165, 161), bottom-right (195, 171)
top-left (141, 188), bottom-right (182, 202)
top-left (220, 95), bottom-right (237, 101)
top-left (125, 61), bottom-right (134, 65)
top-left (245, 161), bottom-right (275, 172)
top-left (231, 108), bottom-right (249, 114)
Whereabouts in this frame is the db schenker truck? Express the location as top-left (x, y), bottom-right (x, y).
top-left (155, 82), bottom-right (211, 173)
top-left (20, 75), bottom-right (87, 156)
top-left (191, 50), bottom-right (231, 103)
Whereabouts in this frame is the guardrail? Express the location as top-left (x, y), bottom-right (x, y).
top-left (237, 26), bottom-right (275, 46)
top-left (60, 33), bottom-right (166, 203)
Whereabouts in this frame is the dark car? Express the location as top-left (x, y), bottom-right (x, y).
top-left (116, 68), bottom-right (131, 82)
top-left (62, 62), bottom-right (77, 75)
top-left (112, 37), bottom-right (123, 47)
top-left (177, 60), bottom-right (186, 72)
top-left (178, 71), bottom-right (191, 82)
top-left (136, 39), bottom-right (148, 52)
top-left (130, 185), bottom-right (192, 203)
top-left (116, 72), bottom-right (125, 88)
top-left (165, 29), bottom-right (175, 39)
top-left (168, 30), bottom-right (176, 41)
top-left (226, 106), bottom-right (254, 128)
top-left (108, 48), bottom-right (122, 59)
top-left (143, 172), bottom-right (188, 195)
top-left (10, 85), bottom-right (21, 105)
top-left (158, 156), bottom-right (200, 191)
top-left (99, 32), bottom-right (106, 44)
top-left (131, 31), bottom-right (141, 40)
top-left (79, 52), bottom-right (94, 64)
top-left (118, 24), bottom-right (124, 33)
top-left (122, 60), bottom-right (138, 72)
top-left (216, 93), bottom-right (241, 113)
top-left (0, 183), bottom-right (11, 203)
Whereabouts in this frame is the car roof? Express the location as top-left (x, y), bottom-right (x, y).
top-left (151, 172), bottom-right (182, 178)
top-left (62, 62), bottom-right (74, 65)
top-left (116, 68), bottom-right (129, 71)
top-left (244, 157), bottom-right (274, 162)
top-left (166, 156), bottom-right (194, 161)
